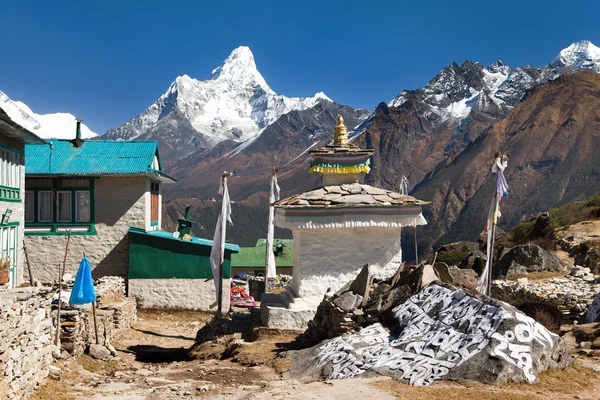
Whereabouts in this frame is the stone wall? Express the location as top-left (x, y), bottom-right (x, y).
top-left (0, 287), bottom-right (56, 400)
top-left (292, 227), bottom-right (402, 297)
top-left (128, 278), bottom-right (230, 311)
top-left (0, 134), bottom-right (25, 288)
top-left (25, 176), bottom-right (148, 282)
top-left (59, 276), bottom-right (137, 356)
top-left (492, 270), bottom-right (600, 322)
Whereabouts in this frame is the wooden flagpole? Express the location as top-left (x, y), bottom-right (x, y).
top-left (216, 172), bottom-right (231, 320)
top-left (414, 226), bottom-right (419, 267)
top-left (55, 230), bottom-right (71, 347)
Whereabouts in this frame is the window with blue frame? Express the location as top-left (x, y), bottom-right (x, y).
top-left (24, 177), bottom-right (95, 235)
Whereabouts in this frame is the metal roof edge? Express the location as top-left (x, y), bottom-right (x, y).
top-left (0, 113), bottom-right (48, 145)
top-left (127, 227), bottom-right (241, 252)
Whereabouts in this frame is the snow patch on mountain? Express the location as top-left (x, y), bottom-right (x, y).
top-left (385, 40), bottom-right (600, 130)
top-left (0, 90), bottom-right (97, 139)
top-left (551, 40), bottom-right (600, 72)
top-left (104, 46), bottom-right (333, 147)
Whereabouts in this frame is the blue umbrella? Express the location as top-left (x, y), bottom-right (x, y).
top-left (69, 257), bottom-right (96, 305)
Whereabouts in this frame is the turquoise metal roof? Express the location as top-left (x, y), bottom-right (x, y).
top-left (128, 227), bottom-right (241, 252)
top-left (25, 140), bottom-right (175, 181)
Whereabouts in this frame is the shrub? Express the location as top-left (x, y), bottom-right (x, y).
top-left (0, 257), bottom-right (10, 272)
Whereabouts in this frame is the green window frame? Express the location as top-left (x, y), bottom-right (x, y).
top-left (0, 144), bottom-right (22, 202)
top-left (24, 177), bottom-right (96, 236)
top-left (0, 222), bottom-right (19, 288)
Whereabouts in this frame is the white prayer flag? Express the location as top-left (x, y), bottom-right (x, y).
top-left (210, 179), bottom-right (232, 304)
top-left (477, 157), bottom-right (509, 295)
top-left (265, 172), bottom-right (281, 279)
top-left (400, 175), bottom-right (409, 195)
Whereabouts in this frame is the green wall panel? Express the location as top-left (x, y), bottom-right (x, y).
top-left (128, 231), bottom-right (232, 279)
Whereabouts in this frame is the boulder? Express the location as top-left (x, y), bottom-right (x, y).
top-left (287, 282), bottom-right (572, 385)
top-left (459, 250), bottom-right (487, 276)
top-left (493, 244), bottom-right (563, 278)
top-left (88, 344), bottom-right (111, 361)
top-left (433, 262), bottom-right (453, 283)
top-left (448, 267), bottom-right (478, 290)
top-left (436, 242), bottom-right (479, 266)
top-left (556, 221), bottom-right (600, 273)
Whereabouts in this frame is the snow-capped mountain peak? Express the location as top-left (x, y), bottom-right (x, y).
top-left (0, 90), bottom-right (97, 139)
top-left (211, 46), bottom-right (272, 93)
top-left (388, 40), bottom-right (600, 128)
top-left (104, 46), bottom-right (335, 153)
top-left (551, 40), bottom-right (600, 71)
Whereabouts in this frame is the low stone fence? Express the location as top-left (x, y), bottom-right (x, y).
top-left (492, 270), bottom-right (600, 322)
top-left (0, 287), bottom-right (56, 400)
top-left (0, 276), bottom-right (138, 398)
top-left (59, 277), bottom-right (137, 356)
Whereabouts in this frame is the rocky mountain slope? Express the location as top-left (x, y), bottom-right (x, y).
top-left (0, 90), bottom-right (97, 139)
top-left (413, 71), bottom-right (600, 254)
top-left (161, 41), bottom-right (600, 251)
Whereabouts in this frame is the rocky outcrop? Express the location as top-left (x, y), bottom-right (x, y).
top-left (288, 282), bottom-right (572, 385)
top-left (297, 264), bottom-right (435, 347)
top-left (556, 221), bottom-right (600, 273)
top-left (493, 244), bottom-right (564, 278)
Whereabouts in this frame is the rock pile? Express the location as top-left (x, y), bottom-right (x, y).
top-left (492, 268), bottom-right (600, 322)
top-left (297, 264), bottom-right (435, 347)
top-left (288, 282), bottom-right (572, 386)
top-left (58, 275), bottom-right (136, 356)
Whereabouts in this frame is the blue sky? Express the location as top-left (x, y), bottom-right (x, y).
top-left (1, 0), bottom-right (599, 133)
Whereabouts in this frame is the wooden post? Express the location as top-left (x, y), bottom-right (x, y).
top-left (23, 243), bottom-right (34, 286)
top-left (414, 226), bottom-right (419, 267)
top-left (216, 172), bottom-right (230, 320)
top-left (92, 301), bottom-right (99, 344)
top-left (55, 230), bottom-right (72, 347)
top-left (487, 208), bottom-right (497, 296)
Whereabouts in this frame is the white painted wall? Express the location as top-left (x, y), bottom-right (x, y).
top-left (25, 176), bottom-right (148, 282)
top-left (291, 227), bottom-right (403, 298)
top-left (129, 278), bottom-right (231, 311)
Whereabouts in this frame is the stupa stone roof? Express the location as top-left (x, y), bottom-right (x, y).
top-left (275, 183), bottom-right (429, 208)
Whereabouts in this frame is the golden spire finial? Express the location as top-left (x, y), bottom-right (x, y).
top-left (334, 114), bottom-right (348, 146)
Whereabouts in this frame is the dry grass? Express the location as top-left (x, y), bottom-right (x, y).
top-left (507, 271), bottom-right (567, 281)
top-left (509, 360), bottom-right (600, 394)
top-left (76, 354), bottom-right (126, 375)
top-left (374, 379), bottom-right (541, 400)
top-left (187, 337), bottom-right (233, 360)
top-left (374, 361), bottom-right (600, 400)
top-left (30, 379), bottom-right (78, 400)
top-left (137, 308), bottom-right (214, 324)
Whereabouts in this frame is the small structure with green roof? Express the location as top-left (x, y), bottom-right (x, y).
top-left (231, 239), bottom-right (294, 276)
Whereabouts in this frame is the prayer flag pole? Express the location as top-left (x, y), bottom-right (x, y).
top-left (211, 172), bottom-right (233, 320)
top-left (265, 168), bottom-right (280, 293)
top-left (477, 153), bottom-right (509, 296)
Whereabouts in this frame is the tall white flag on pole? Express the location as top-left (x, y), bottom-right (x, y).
top-left (210, 175), bottom-right (232, 304)
top-left (400, 175), bottom-right (409, 195)
top-left (265, 171), bottom-right (280, 279)
top-left (476, 156), bottom-right (509, 295)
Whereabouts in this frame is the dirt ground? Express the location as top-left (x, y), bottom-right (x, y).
top-left (32, 309), bottom-right (600, 400)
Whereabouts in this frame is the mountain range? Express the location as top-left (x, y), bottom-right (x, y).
top-left (0, 90), bottom-right (97, 139)
top-left (3, 40), bottom-right (600, 255)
